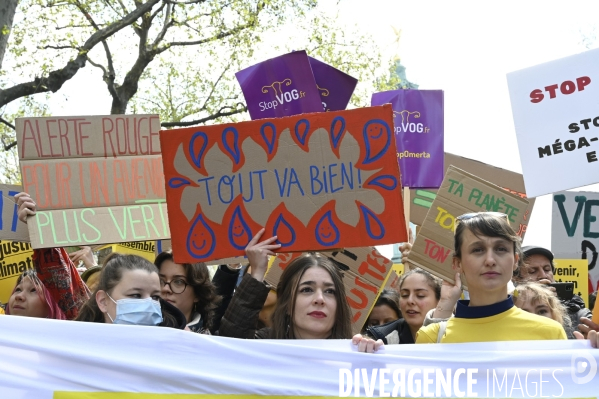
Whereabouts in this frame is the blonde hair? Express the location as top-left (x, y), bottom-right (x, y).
top-left (515, 282), bottom-right (571, 329)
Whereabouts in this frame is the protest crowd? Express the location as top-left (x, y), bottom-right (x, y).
top-left (1, 48), bottom-right (599, 397)
top-left (3, 194), bottom-right (599, 347)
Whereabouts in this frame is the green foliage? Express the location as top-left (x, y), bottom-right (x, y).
top-left (1, 0), bottom-right (411, 137)
top-left (0, 96), bottom-right (50, 184)
top-left (132, 9), bottom-right (403, 125)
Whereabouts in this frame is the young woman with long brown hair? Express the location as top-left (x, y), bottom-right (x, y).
top-left (220, 229), bottom-right (353, 339)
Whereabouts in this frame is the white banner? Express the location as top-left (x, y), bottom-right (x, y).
top-left (552, 190), bottom-right (599, 293)
top-left (507, 48), bottom-right (599, 197)
top-left (0, 316), bottom-right (598, 398)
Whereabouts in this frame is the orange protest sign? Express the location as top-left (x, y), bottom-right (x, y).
top-left (160, 105), bottom-right (406, 263)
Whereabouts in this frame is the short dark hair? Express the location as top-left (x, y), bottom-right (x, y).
top-left (373, 289), bottom-right (401, 318)
top-left (521, 246), bottom-right (556, 276)
top-left (454, 212), bottom-right (523, 272)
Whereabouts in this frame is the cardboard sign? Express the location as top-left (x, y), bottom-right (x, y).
top-left (0, 241), bottom-right (34, 304)
top-left (371, 89), bottom-right (444, 188)
top-left (155, 240), bottom-right (172, 256)
top-left (0, 184), bottom-right (29, 242)
top-left (265, 247), bottom-right (393, 334)
top-left (551, 191), bottom-right (599, 293)
top-left (161, 105), bottom-right (406, 263)
top-left (409, 153), bottom-right (535, 239)
top-left (28, 202), bottom-right (170, 248)
top-left (409, 166), bottom-right (529, 285)
top-left (154, 241), bottom-right (248, 266)
top-left (309, 57), bottom-right (357, 112)
top-left (20, 155), bottom-right (165, 210)
top-left (507, 48), bottom-right (599, 197)
top-left (15, 115), bottom-right (168, 248)
top-left (16, 115), bottom-right (161, 159)
top-left (236, 51), bottom-right (324, 120)
top-left (553, 259), bottom-right (589, 308)
top-left (381, 264), bottom-right (404, 292)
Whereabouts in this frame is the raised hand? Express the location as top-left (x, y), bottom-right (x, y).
top-left (399, 242), bottom-right (412, 266)
top-left (69, 246), bottom-right (97, 270)
top-left (246, 228), bottom-right (280, 282)
top-left (433, 272), bottom-right (462, 319)
top-left (14, 192), bottom-right (36, 224)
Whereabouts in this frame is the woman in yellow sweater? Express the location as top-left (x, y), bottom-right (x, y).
top-left (416, 212), bottom-right (567, 343)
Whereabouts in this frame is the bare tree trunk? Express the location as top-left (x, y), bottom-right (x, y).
top-left (0, 0), bottom-right (19, 71)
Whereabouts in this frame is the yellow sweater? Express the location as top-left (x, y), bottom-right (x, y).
top-left (416, 305), bottom-right (567, 343)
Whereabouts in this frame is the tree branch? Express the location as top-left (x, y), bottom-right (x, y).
top-left (0, 0), bottom-right (161, 108)
top-left (152, 3), bottom-right (173, 47)
top-left (40, 45), bottom-right (77, 50)
top-left (110, 3), bottom-right (156, 113)
top-left (199, 63), bottom-right (230, 111)
top-left (4, 141), bottom-right (17, 151)
top-left (73, 0), bottom-right (121, 102)
top-left (101, 0), bottom-right (123, 17)
top-left (161, 104), bottom-right (247, 128)
top-left (158, 22), bottom-right (254, 53)
top-left (85, 56), bottom-right (107, 74)
top-left (55, 24), bottom-right (101, 30)
top-left (0, 117), bottom-right (15, 130)
top-left (115, 0), bottom-right (131, 15)
top-left (164, 0), bottom-right (206, 4)
top-left (149, 2), bottom-right (167, 24)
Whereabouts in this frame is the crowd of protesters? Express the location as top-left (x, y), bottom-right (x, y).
top-left (2, 192), bottom-right (598, 352)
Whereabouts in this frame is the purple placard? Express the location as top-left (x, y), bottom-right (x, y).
top-left (236, 51), bottom-right (324, 120)
top-left (308, 57), bottom-right (358, 111)
top-left (371, 89), bottom-right (444, 188)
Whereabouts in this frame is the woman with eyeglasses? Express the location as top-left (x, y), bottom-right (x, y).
top-left (154, 251), bottom-right (242, 334)
top-left (415, 212), bottom-right (567, 343)
top-left (154, 252), bottom-right (218, 334)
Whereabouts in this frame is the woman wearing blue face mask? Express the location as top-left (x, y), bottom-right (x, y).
top-left (76, 253), bottom-right (186, 329)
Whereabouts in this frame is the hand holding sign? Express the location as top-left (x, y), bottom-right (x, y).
top-left (15, 192), bottom-right (36, 224)
top-left (69, 246), bottom-right (97, 270)
top-left (575, 317), bottom-right (599, 340)
top-left (433, 272), bottom-right (462, 319)
top-left (351, 334), bottom-right (384, 353)
top-left (161, 105), bottom-right (406, 263)
top-left (399, 242), bottom-right (412, 266)
top-left (246, 228), bottom-right (280, 282)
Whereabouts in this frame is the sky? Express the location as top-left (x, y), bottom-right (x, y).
top-left (40, 0), bottom-right (599, 260)
top-left (331, 0), bottom-right (599, 258)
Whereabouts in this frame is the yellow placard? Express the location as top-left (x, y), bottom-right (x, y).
top-left (392, 263), bottom-right (405, 277)
top-left (0, 240), bottom-right (34, 304)
top-left (111, 242), bottom-right (156, 262)
top-left (553, 259), bottom-right (589, 307)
